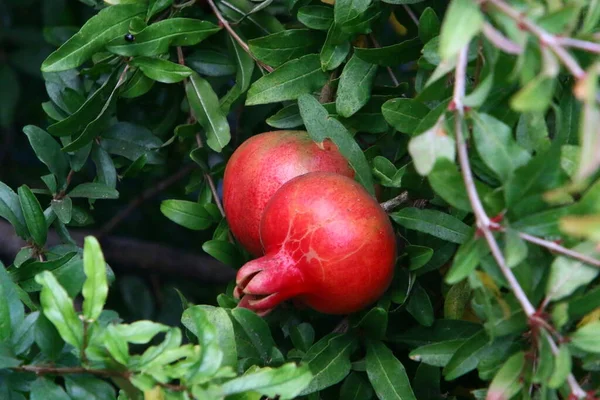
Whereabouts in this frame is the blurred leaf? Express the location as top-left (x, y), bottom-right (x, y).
top-left (0, 65), bottom-right (20, 128)
top-left (354, 38), bottom-right (421, 67)
top-left (131, 57), bottom-right (193, 83)
top-left (301, 333), bottom-right (357, 394)
top-left (546, 242), bottom-right (600, 301)
top-left (548, 345), bottom-right (571, 389)
top-left (247, 54), bottom-right (328, 105)
top-left (147, 0), bottom-right (173, 20)
top-left (391, 208), bottom-right (471, 244)
top-left (336, 55), bottom-right (377, 118)
top-left (68, 183), bottom-right (119, 200)
top-left (186, 73), bottom-right (231, 152)
top-left (298, 6), bottom-right (334, 30)
top-left (365, 339), bottom-right (417, 400)
top-left (107, 18), bottom-right (221, 57)
top-left (419, 7), bottom-right (440, 44)
top-left (408, 117), bottom-right (455, 175)
top-left (409, 339), bottom-right (465, 367)
top-left (340, 372), bottom-right (374, 400)
top-left (487, 351), bottom-right (525, 400)
top-left (221, 363), bottom-right (312, 399)
top-left (471, 112), bottom-right (530, 182)
top-left (298, 94), bottom-right (374, 194)
top-left (438, 0), bottom-right (483, 60)
top-left (382, 98), bottom-right (430, 135)
top-left (30, 377), bottom-right (70, 400)
top-left (505, 229), bottom-right (528, 268)
top-left (18, 186), bottom-right (47, 247)
top-left (429, 159), bottom-right (473, 212)
top-left (82, 237), bottom-right (108, 321)
top-left (35, 271), bottom-right (83, 349)
top-left (249, 30), bottom-right (322, 68)
top-left (0, 182), bottom-right (28, 239)
top-left (114, 320), bottom-right (169, 344)
top-left (407, 283), bottom-right (434, 326)
top-left (65, 375), bottom-right (116, 400)
top-left (510, 75), bottom-right (555, 112)
top-left (516, 112), bottom-right (550, 153)
top-left (161, 199), bottom-right (213, 230)
top-left (42, 4), bottom-right (145, 71)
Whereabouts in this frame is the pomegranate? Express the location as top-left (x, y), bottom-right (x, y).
top-left (234, 172), bottom-right (396, 315)
top-left (223, 131), bottom-right (354, 256)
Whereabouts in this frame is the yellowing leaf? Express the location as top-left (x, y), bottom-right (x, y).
top-left (560, 215), bottom-right (600, 241)
top-left (577, 307), bottom-right (600, 328)
top-left (389, 13), bottom-right (407, 36)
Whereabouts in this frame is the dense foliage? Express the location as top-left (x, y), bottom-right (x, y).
top-left (2, 0), bottom-right (600, 398)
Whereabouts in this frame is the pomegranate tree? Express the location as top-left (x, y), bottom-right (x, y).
top-left (234, 172), bottom-right (396, 315)
top-left (223, 131), bottom-right (354, 256)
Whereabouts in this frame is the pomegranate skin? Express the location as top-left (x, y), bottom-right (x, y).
top-left (223, 131), bottom-right (354, 257)
top-left (235, 172), bottom-right (396, 315)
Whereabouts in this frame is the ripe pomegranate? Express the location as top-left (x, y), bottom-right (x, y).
top-left (234, 172), bottom-right (396, 315)
top-left (223, 131), bottom-right (354, 257)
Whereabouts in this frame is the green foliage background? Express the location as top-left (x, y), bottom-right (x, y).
top-left (1, 0), bottom-right (600, 399)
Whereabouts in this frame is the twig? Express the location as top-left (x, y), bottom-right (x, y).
top-left (493, 224), bottom-right (600, 268)
top-left (482, 21), bottom-right (523, 54)
top-left (97, 163), bottom-right (196, 238)
top-left (205, 0), bottom-right (274, 72)
top-left (554, 36), bottom-right (600, 54)
top-left (485, 0), bottom-right (585, 79)
top-left (402, 5), bottom-right (419, 26)
top-left (380, 191), bottom-right (409, 212)
top-left (452, 44), bottom-right (587, 399)
top-left (369, 34), bottom-right (400, 87)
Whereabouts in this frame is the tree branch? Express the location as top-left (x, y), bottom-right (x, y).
top-left (380, 191), bottom-right (409, 212)
top-left (485, 0), bottom-right (586, 79)
top-left (369, 34), bottom-right (400, 87)
top-left (402, 5), bottom-right (419, 26)
top-left (205, 0), bottom-right (274, 72)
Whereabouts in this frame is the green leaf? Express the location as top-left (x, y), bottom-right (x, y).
top-left (516, 112), bottom-right (551, 153)
top-left (546, 242), bottom-right (600, 301)
top-left (334, 0), bottom-right (371, 25)
top-left (187, 49), bottom-right (236, 77)
top-left (41, 4), bottom-right (145, 72)
top-left (18, 185), bottom-right (47, 247)
top-left (186, 73), bottom-right (231, 152)
top-left (409, 339), bottom-right (465, 367)
top-left (48, 70), bottom-right (120, 138)
top-left (407, 245), bottom-right (434, 271)
top-left (147, 0), bottom-right (173, 20)
top-left (217, 0), bottom-right (285, 34)
top-left (336, 55), bottom-right (377, 118)
top-left (35, 271), bottom-right (83, 349)
top-left (91, 146), bottom-right (117, 189)
top-left (266, 104), bottom-right (305, 129)
top-left (120, 69), bottom-right (155, 98)
top-left (103, 324), bottom-right (129, 366)
top-left (0, 182), bottom-right (28, 238)
top-left (221, 363), bottom-right (312, 399)
top-left (428, 159), bottom-right (472, 212)
top-left (443, 330), bottom-right (490, 380)
top-left (510, 75), bottom-right (556, 112)
top-left (101, 122), bottom-right (164, 164)
top-left (0, 262), bottom-right (25, 342)
top-left (487, 352), bottom-right (525, 400)
top-left (391, 207), bottom-right (471, 244)
top-left (246, 54), bottom-right (328, 105)
top-left (298, 6), bottom-right (334, 31)
top-left (365, 339), bottom-right (417, 400)
top-left (320, 24), bottom-right (350, 71)
top-left (10, 252), bottom-right (78, 286)
top-left (444, 280), bottom-right (472, 320)
top-left (505, 229), bottom-right (528, 268)
top-left (31, 377), bottom-right (71, 400)
top-left (113, 321), bottom-right (169, 344)
top-left (82, 237), bottom-right (108, 321)
top-left (354, 38), bottom-right (422, 67)
top-left (35, 314), bottom-right (64, 361)
top-left (340, 372), bottom-right (374, 400)
top-left (182, 305), bottom-right (237, 367)
top-left (106, 18), bottom-right (221, 57)
top-left (203, 240), bottom-right (242, 267)
top-left (22, 125), bottom-right (69, 185)
top-left (438, 0), bottom-right (483, 60)
top-left (407, 282), bottom-right (434, 326)
top-left (301, 334), bottom-right (357, 394)
top-left (51, 197), bottom-right (73, 224)
top-left (445, 236), bottom-right (483, 284)
top-left (548, 345), bottom-right (571, 388)
top-left (298, 94), bottom-right (374, 195)
top-left (230, 307), bottom-right (276, 363)
top-left (290, 323), bottom-right (315, 352)
top-left (419, 7), bottom-right (441, 44)
top-left (471, 112), bottom-right (531, 182)
top-left (161, 199), bottom-right (213, 230)
top-left (65, 375), bottom-right (116, 400)
top-left (382, 98), bottom-right (431, 135)
top-left (131, 57), bottom-right (193, 83)
top-left (390, 319), bottom-right (481, 347)
top-left (408, 118), bottom-right (455, 176)
top-left (68, 183), bottom-right (119, 199)
top-left (353, 307), bottom-right (388, 340)
top-left (248, 30), bottom-right (323, 68)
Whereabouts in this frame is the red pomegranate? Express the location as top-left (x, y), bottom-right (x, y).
top-left (223, 131), bottom-right (354, 257)
top-left (234, 172), bottom-right (396, 315)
